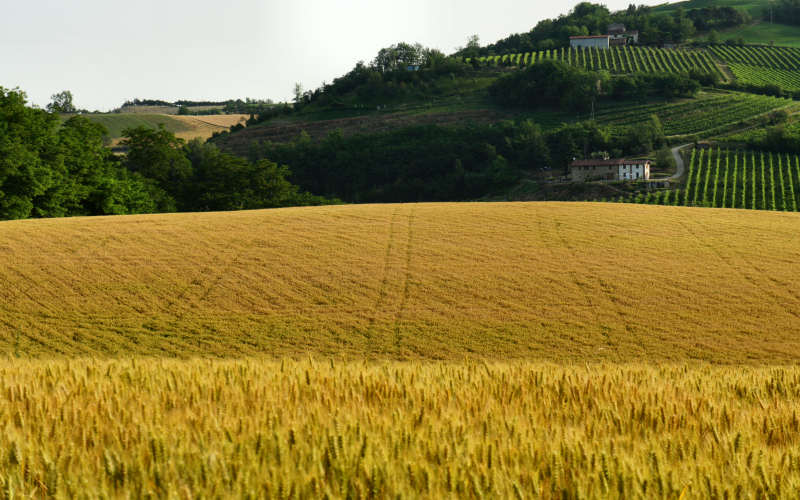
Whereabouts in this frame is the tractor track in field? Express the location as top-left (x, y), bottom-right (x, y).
top-left (367, 207), bottom-right (401, 337)
top-left (393, 208), bottom-right (415, 349)
top-left (678, 218), bottom-right (800, 321)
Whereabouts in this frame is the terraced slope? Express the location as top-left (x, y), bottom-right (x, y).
top-left (1, 203), bottom-right (799, 361)
top-left (710, 45), bottom-right (800, 91)
top-left (590, 90), bottom-right (794, 136)
top-left (473, 46), bottom-right (723, 77)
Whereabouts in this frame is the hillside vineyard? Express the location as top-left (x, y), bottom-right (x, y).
top-left (619, 149), bottom-right (800, 210)
top-left (471, 46), bottom-right (722, 77)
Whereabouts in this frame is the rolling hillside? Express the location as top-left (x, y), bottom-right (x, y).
top-left (1, 202), bottom-right (799, 362)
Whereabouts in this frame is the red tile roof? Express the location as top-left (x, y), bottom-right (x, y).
top-left (570, 159), bottom-right (649, 167)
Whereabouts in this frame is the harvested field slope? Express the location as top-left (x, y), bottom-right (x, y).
top-left (213, 109), bottom-right (510, 153)
top-left (81, 113), bottom-right (248, 145)
top-left (1, 202), bottom-right (799, 361)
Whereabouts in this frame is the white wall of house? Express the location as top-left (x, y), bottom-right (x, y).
top-left (618, 163), bottom-right (650, 181)
top-left (570, 37), bottom-right (610, 49)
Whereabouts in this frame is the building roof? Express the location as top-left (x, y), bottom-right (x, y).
top-left (570, 159), bottom-right (649, 167)
top-left (569, 35), bottom-right (611, 40)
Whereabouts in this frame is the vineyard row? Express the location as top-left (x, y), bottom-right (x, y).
top-left (469, 46), bottom-right (722, 77)
top-left (610, 149), bottom-right (800, 211)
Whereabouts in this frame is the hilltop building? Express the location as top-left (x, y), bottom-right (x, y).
top-left (569, 159), bottom-right (651, 182)
top-left (608, 23), bottom-right (626, 35)
top-left (569, 35), bottom-right (611, 49)
top-left (570, 24), bottom-right (638, 49)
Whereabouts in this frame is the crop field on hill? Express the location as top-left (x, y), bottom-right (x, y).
top-left (79, 113), bottom-right (248, 145)
top-left (74, 113), bottom-right (192, 141)
top-left (3, 204), bottom-right (800, 497)
top-left (616, 149), bottom-right (800, 211)
top-left (711, 45), bottom-right (800, 71)
top-left (728, 63), bottom-right (800, 91)
top-left (1, 203), bottom-right (800, 361)
top-left (524, 91), bottom-right (794, 137)
top-left (2, 360), bottom-right (799, 497)
top-left (214, 107), bottom-right (509, 151)
top-left (473, 46), bottom-right (722, 77)
top-left (709, 45), bottom-right (800, 90)
top-left (590, 91), bottom-right (793, 136)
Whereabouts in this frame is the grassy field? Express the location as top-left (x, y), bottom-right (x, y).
top-left (73, 113), bottom-right (248, 145)
top-left (712, 22), bottom-right (800, 47)
top-left (1, 202), bottom-right (800, 362)
top-left (2, 360), bottom-right (799, 497)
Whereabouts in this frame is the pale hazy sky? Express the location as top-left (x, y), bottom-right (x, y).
top-left (2, 0), bottom-right (664, 111)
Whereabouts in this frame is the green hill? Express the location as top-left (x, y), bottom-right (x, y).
top-left (709, 21), bottom-right (800, 47)
top-left (652, 0), bottom-right (767, 18)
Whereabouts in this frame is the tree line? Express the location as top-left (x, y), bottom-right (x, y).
top-left (0, 87), bottom-right (330, 221)
top-left (456, 2), bottom-right (749, 57)
top-left (293, 43), bottom-right (473, 112)
top-left (488, 60), bottom-right (704, 112)
top-left (244, 116), bottom-right (666, 204)
top-left (768, 0), bottom-right (800, 25)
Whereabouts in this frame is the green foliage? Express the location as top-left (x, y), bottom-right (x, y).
top-left (770, 0), bottom-right (800, 25)
top-left (0, 88), bottom-right (167, 220)
top-left (488, 60), bottom-right (606, 112)
top-left (299, 52), bottom-right (473, 111)
top-left (655, 147), bottom-right (677, 171)
top-left (0, 88), bottom-right (330, 222)
top-left (57, 116), bottom-right (162, 216)
top-left (726, 122), bottom-right (800, 153)
top-left (458, 2), bottom-right (730, 55)
top-left (250, 125), bottom-right (527, 202)
top-left (247, 118), bottom-right (661, 203)
top-left (121, 126), bottom-right (192, 209)
top-left (0, 88), bottom-right (62, 219)
top-left (489, 60), bottom-right (700, 115)
top-left (46, 90), bottom-right (76, 114)
top-left (183, 140), bottom-right (328, 211)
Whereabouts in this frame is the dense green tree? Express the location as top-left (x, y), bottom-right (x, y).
top-left (489, 60), bottom-right (608, 112)
top-left (0, 88), bottom-right (62, 219)
top-left (121, 125), bottom-right (192, 209)
top-left (47, 90), bottom-right (76, 114)
top-left (0, 88), bottom-right (165, 220)
top-left (59, 116), bottom-right (166, 215)
top-left (770, 0), bottom-right (800, 25)
top-left (373, 43), bottom-right (427, 72)
top-left (182, 140), bottom-right (325, 211)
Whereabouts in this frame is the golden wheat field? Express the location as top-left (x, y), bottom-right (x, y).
top-left (0, 202), bottom-right (799, 361)
top-left (1, 360), bottom-right (799, 498)
top-left (3, 202), bottom-right (800, 497)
